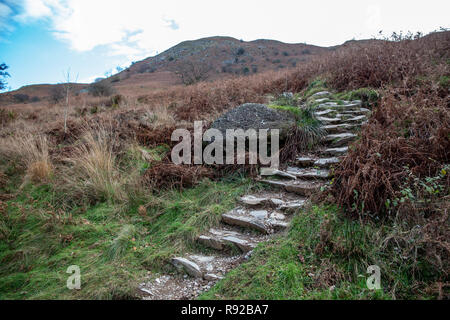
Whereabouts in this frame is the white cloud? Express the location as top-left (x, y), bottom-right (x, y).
top-left (6, 0), bottom-right (450, 62)
top-left (0, 2), bottom-right (12, 17)
top-left (0, 2), bottom-right (14, 34)
top-left (15, 0), bottom-right (51, 20)
top-left (12, 0), bottom-right (66, 22)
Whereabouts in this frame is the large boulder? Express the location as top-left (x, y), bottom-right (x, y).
top-left (210, 103), bottom-right (294, 140)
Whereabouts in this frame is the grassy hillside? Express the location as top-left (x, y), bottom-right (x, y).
top-left (0, 30), bottom-right (448, 300)
top-left (0, 171), bottom-right (259, 299)
top-left (0, 36), bottom-right (329, 106)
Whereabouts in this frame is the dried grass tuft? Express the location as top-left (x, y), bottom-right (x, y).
top-left (0, 134), bottom-right (53, 183)
top-left (61, 127), bottom-right (129, 203)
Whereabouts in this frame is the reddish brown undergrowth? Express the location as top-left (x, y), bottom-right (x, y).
top-left (330, 83), bottom-right (449, 218)
top-left (142, 163), bottom-right (213, 190)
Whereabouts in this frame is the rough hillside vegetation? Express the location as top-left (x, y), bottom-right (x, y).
top-left (0, 30), bottom-right (449, 300)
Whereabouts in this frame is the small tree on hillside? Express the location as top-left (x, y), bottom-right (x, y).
top-left (0, 63), bottom-right (10, 91)
top-left (62, 69), bottom-right (78, 134)
top-left (175, 61), bottom-right (212, 85)
top-left (88, 81), bottom-right (114, 97)
top-left (50, 84), bottom-right (65, 104)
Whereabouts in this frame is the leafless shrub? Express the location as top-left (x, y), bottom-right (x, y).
top-left (88, 81), bottom-right (115, 97)
top-left (142, 163), bottom-right (213, 190)
top-left (175, 60), bottom-right (213, 85)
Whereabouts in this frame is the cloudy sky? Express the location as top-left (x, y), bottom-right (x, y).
top-left (0, 0), bottom-right (449, 91)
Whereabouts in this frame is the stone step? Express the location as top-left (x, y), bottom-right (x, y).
top-left (323, 132), bottom-right (357, 147)
top-left (296, 156), bottom-right (340, 168)
top-left (322, 123), bottom-right (359, 134)
top-left (315, 108), bottom-right (369, 119)
top-left (339, 107), bottom-right (371, 115)
top-left (197, 228), bottom-right (262, 253)
top-left (221, 207), bottom-right (289, 234)
top-left (321, 146), bottom-right (349, 156)
top-left (261, 166), bottom-right (330, 182)
top-left (171, 257), bottom-right (204, 278)
top-left (318, 115), bottom-right (367, 125)
top-left (314, 98), bottom-right (330, 103)
top-left (346, 115), bottom-right (367, 123)
top-left (239, 194), bottom-right (306, 213)
top-left (278, 199), bottom-right (307, 212)
top-left (286, 167), bottom-right (331, 179)
top-left (260, 167), bottom-right (296, 180)
top-left (316, 101), bottom-right (362, 111)
top-left (239, 195), bottom-right (272, 206)
top-left (261, 179), bottom-right (324, 196)
top-left (171, 255), bottom-right (235, 280)
top-left (316, 116), bottom-right (343, 125)
top-left (314, 109), bottom-right (335, 116)
top-left (335, 113), bottom-right (365, 121)
top-left (311, 91), bottom-right (332, 98)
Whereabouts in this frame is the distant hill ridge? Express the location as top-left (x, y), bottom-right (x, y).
top-left (0, 35), bottom-right (372, 103)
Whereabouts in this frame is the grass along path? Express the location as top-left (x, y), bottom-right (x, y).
top-left (199, 204), bottom-right (438, 300)
top-left (0, 176), bottom-right (259, 299)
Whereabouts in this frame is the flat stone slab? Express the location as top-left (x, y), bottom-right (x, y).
top-left (295, 157), bottom-right (316, 167)
top-left (249, 209), bottom-right (268, 220)
top-left (335, 112), bottom-right (368, 121)
top-left (320, 101), bottom-right (338, 106)
top-left (317, 116), bottom-right (343, 124)
top-left (338, 107), bottom-right (370, 115)
top-left (286, 167), bottom-right (331, 179)
top-left (171, 257), bottom-right (203, 278)
top-left (314, 98), bottom-right (329, 103)
top-left (314, 109), bottom-right (335, 116)
top-left (270, 212), bottom-right (286, 220)
top-left (222, 207), bottom-right (289, 233)
top-left (222, 209), bottom-right (270, 233)
top-left (198, 228), bottom-right (260, 252)
top-left (322, 123), bottom-right (359, 134)
top-left (316, 102), bottom-right (362, 111)
top-left (316, 101), bottom-right (361, 107)
top-left (171, 254), bottom-right (244, 281)
top-left (324, 132), bottom-right (357, 147)
top-left (204, 273), bottom-right (224, 281)
top-left (260, 179), bottom-right (288, 188)
top-left (311, 91), bottom-right (331, 98)
top-left (314, 157), bottom-right (340, 167)
top-left (279, 199), bottom-right (307, 212)
top-left (295, 156), bottom-right (340, 168)
top-left (141, 252), bottom-right (244, 299)
top-left (269, 198), bottom-right (284, 206)
top-left (261, 179), bottom-right (324, 196)
top-left (260, 167), bottom-right (296, 180)
top-left (240, 195), bottom-right (269, 206)
top-left (223, 236), bottom-right (256, 252)
top-left (322, 146), bottom-right (349, 156)
top-left (285, 180), bottom-right (324, 196)
top-left (347, 115), bottom-right (367, 122)
top-left (239, 192), bottom-right (306, 213)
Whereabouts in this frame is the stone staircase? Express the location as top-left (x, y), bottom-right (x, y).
top-left (139, 93), bottom-right (369, 300)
